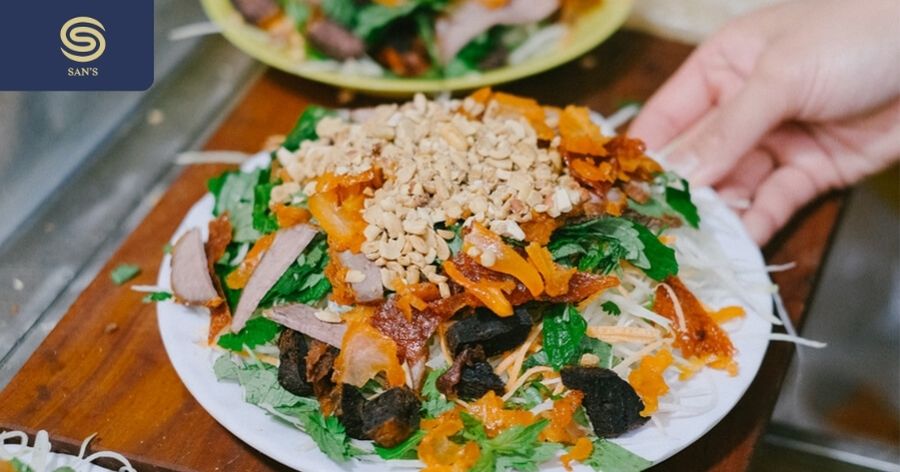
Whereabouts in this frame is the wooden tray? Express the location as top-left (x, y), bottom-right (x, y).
top-left (0, 31), bottom-right (843, 471)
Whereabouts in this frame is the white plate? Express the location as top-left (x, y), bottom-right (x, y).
top-left (156, 153), bottom-right (773, 471)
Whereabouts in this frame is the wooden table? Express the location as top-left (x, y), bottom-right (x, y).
top-left (0, 31), bottom-right (843, 471)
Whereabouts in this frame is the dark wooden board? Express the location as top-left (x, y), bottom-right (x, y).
top-left (0, 31), bottom-right (843, 471)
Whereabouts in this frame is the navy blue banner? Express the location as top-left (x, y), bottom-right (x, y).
top-left (0, 0), bottom-right (154, 91)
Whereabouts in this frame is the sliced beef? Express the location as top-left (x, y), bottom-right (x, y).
top-left (338, 384), bottom-right (368, 440)
top-left (171, 228), bottom-right (220, 306)
top-left (232, 224), bottom-right (317, 332)
top-left (560, 366), bottom-right (648, 437)
top-left (445, 305), bottom-right (533, 357)
top-left (437, 345), bottom-right (504, 400)
top-left (307, 19), bottom-right (366, 60)
top-left (265, 303), bottom-right (346, 348)
top-left (230, 0), bottom-right (280, 26)
top-left (277, 328), bottom-right (313, 396)
top-left (338, 251), bottom-right (383, 303)
top-left (362, 387), bottom-right (421, 448)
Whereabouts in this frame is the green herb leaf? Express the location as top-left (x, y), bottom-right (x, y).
top-left (665, 179), bottom-right (700, 228)
top-left (298, 411), bottom-right (364, 462)
top-left (142, 291), bottom-right (173, 303)
top-left (542, 304), bottom-right (587, 371)
top-left (213, 355), bottom-right (240, 381)
top-left (283, 106), bottom-right (334, 152)
top-left (11, 458), bottom-right (35, 472)
top-left (459, 412), bottom-right (489, 442)
top-left (443, 28), bottom-right (499, 78)
top-left (162, 242), bottom-right (173, 254)
top-left (632, 223), bottom-right (678, 281)
top-left (319, 0), bottom-right (357, 27)
top-left (374, 429), bottom-right (425, 460)
top-left (252, 179), bottom-right (280, 235)
top-left (279, 0), bottom-right (311, 28)
top-left (503, 381), bottom-right (547, 410)
top-left (110, 264), bottom-right (140, 285)
top-left (549, 217), bottom-right (677, 281)
top-left (627, 173), bottom-right (700, 229)
top-left (469, 418), bottom-right (556, 472)
top-left (581, 336), bottom-right (616, 369)
top-left (259, 234), bottom-right (332, 307)
top-left (600, 301), bottom-right (621, 316)
top-left (421, 366), bottom-right (454, 418)
top-left (210, 168), bottom-right (270, 243)
top-left (217, 317), bottom-right (281, 352)
top-left (355, 0), bottom-right (449, 43)
top-left (584, 438), bottom-right (652, 472)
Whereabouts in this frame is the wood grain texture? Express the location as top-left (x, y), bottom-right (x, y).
top-left (0, 31), bottom-right (843, 471)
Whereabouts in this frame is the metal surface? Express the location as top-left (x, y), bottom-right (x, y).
top-left (0, 0), bottom-right (262, 386)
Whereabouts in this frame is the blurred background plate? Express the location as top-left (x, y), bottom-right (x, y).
top-left (200, 0), bottom-right (633, 95)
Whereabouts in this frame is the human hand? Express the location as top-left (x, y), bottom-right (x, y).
top-left (630, 0), bottom-right (900, 244)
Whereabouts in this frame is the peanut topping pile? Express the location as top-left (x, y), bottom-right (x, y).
top-left (272, 93), bottom-right (587, 292)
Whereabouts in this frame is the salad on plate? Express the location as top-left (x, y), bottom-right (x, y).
top-left (226, 0), bottom-right (604, 78)
top-left (155, 89), bottom-right (776, 471)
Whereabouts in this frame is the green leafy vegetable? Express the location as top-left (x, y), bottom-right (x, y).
top-left (467, 418), bottom-right (558, 472)
top-left (215, 355), bottom-right (360, 462)
top-left (503, 381), bottom-right (548, 410)
top-left (542, 304), bottom-right (587, 371)
top-left (421, 366), bottom-right (454, 418)
top-left (142, 290), bottom-right (172, 303)
top-left (665, 178), bottom-right (700, 228)
top-left (209, 168), bottom-right (270, 243)
top-left (581, 336), bottom-right (615, 369)
top-left (443, 28), bottom-right (499, 78)
top-left (601, 300), bottom-right (621, 316)
top-left (319, 0), bottom-right (357, 27)
top-left (374, 429), bottom-right (425, 460)
top-left (283, 106), bottom-right (334, 152)
top-left (279, 0), bottom-right (311, 28)
top-left (355, 0), bottom-right (449, 43)
top-left (217, 317), bottom-right (281, 352)
top-left (628, 173), bottom-right (700, 229)
top-left (162, 242), bottom-right (173, 254)
top-left (584, 438), bottom-right (652, 472)
top-left (252, 178), bottom-right (280, 235)
top-left (110, 264), bottom-right (140, 285)
top-left (259, 233), bottom-right (331, 307)
top-left (10, 459), bottom-right (35, 472)
top-left (522, 350), bottom-right (550, 371)
top-left (549, 217), bottom-right (678, 281)
top-left (298, 411), bottom-right (364, 461)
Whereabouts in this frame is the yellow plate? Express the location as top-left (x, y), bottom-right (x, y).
top-left (201, 0), bottom-right (634, 95)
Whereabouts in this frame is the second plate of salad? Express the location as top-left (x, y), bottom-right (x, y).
top-left (202, 0), bottom-right (634, 94)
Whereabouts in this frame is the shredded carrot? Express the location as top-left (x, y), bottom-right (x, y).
top-left (628, 349), bottom-right (674, 416)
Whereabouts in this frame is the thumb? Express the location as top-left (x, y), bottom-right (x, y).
top-left (670, 71), bottom-right (792, 187)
